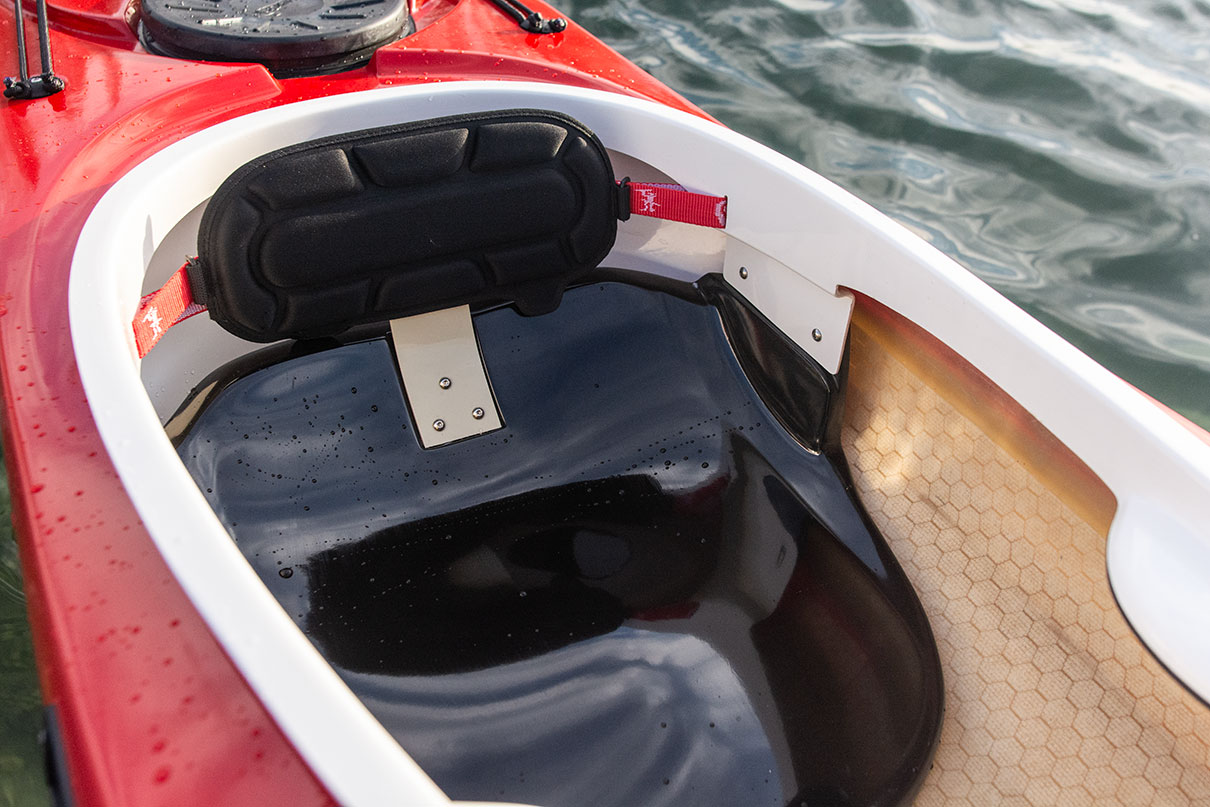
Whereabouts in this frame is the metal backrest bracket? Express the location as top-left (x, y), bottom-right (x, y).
top-left (723, 238), bottom-right (854, 375)
top-left (390, 305), bottom-right (503, 448)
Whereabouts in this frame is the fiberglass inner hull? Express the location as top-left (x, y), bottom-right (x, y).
top-left (174, 279), bottom-right (942, 807)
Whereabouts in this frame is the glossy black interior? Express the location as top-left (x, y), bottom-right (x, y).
top-left (175, 277), bottom-right (943, 807)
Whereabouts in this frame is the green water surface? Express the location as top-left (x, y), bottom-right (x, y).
top-left (0, 445), bottom-right (50, 806)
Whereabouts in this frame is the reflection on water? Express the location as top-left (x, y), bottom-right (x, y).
top-left (0, 445), bottom-right (50, 807)
top-left (564, 0), bottom-right (1210, 426)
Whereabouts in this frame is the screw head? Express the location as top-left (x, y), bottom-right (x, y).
top-left (739, 266), bottom-right (749, 280)
top-left (472, 407), bottom-right (486, 420)
top-left (438, 377), bottom-right (452, 389)
top-left (433, 419), bottom-right (446, 431)
top-left (812, 328), bottom-right (823, 342)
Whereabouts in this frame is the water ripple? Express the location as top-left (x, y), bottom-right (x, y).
top-left (567, 0), bottom-right (1210, 426)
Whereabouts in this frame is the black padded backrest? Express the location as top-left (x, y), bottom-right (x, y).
top-left (192, 110), bottom-right (619, 342)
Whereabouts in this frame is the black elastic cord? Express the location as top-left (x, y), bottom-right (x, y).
top-left (4, 0), bottom-right (65, 101)
top-left (10, 0), bottom-right (30, 84)
top-left (35, 0), bottom-right (53, 74)
top-left (484, 0), bottom-right (567, 34)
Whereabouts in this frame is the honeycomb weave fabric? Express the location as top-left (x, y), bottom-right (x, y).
top-left (842, 322), bottom-right (1210, 807)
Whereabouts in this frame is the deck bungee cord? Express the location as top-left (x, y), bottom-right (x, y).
top-left (3, 0), bottom-right (63, 100)
top-left (482, 0), bottom-right (566, 33)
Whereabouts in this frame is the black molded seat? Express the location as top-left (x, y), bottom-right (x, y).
top-left (191, 110), bottom-right (619, 342)
top-left (174, 277), bottom-right (943, 807)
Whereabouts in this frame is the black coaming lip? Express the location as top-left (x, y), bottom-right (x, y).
top-left (175, 278), bottom-right (943, 807)
top-left (41, 704), bottom-right (76, 807)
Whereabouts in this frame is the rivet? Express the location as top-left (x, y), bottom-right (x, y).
top-left (739, 266), bottom-right (749, 280)
top-left (812, 328), bottom-right (823, 342)
top-left (472, 407), bottom-right (485, 420)
top-left (438, 377), bottom-right (452, 389)
top-left (433, 419), bottom-right (446, 431)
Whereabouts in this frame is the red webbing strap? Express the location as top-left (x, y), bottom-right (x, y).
top-left (130, 183), bottom-right (724, 358)
top-left (132, 262), bottom-right (207, 358)
top-left (622, 181), bottom-right (728, 228)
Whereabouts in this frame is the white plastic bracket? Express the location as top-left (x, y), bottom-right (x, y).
top-left (722, 238), bottom-right (854, 375)
top-left (390, 305), bottom-right (503, 448)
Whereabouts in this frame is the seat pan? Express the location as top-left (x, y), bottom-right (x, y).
top-left (175, 279), bottom-right (943, 806)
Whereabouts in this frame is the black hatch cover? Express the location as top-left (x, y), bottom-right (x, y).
top-left (139, 0), bottom-right (413, 78)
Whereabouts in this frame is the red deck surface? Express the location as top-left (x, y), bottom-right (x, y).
top-left (0, 2), bottom-right (704, 802)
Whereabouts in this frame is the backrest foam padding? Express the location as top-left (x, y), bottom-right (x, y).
top-left (192, 110), bottom-right (619, 342)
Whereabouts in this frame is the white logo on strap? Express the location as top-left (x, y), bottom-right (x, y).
top-left (636, 187), bottom-right (660, 214)
top-left (714, 198), bottom-right (727, 227)
top-left (142, 306), bottom-right (163, 338)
